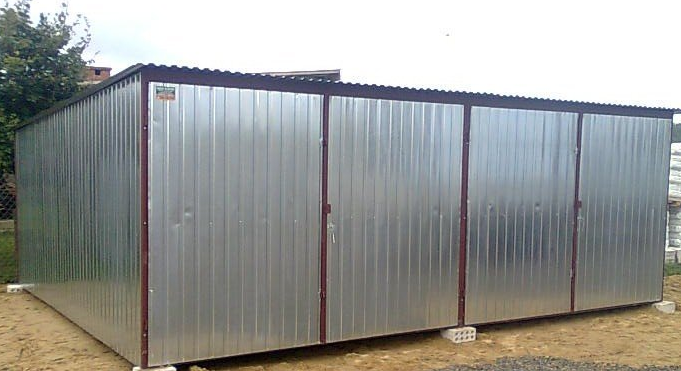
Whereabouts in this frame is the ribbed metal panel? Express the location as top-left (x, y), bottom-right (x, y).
top-left (575, 115), bottom-right (671, 310)
top-left (466, 107), bottom-right (577, 324)
top-left (16, 64), bottom-right (675, 367)
top-left (147, 83), bottom-right (321, 365)
top-left (16, 74), bottom-right (142, 364)
top-left (326, 96), bottom-right (463, 342)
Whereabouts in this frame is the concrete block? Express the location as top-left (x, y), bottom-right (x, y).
top-left (665, 250), bottom-right (679, 263)
top-left (6, 284), bottom-right (24, 293)
top-left (440, 326), bottom-right (476, 343)
top-left (132, 366), bottom-right (176, 371)
top-left (653, 301), bottom-right (676, 314)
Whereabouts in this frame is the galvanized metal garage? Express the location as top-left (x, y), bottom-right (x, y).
top-left (15, 64), bottom-right (674, 368)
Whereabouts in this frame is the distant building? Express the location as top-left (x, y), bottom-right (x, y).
top-left (263, 69), bottom-right (341, 81)
top-left (82, 66), bottom-right (112, 85)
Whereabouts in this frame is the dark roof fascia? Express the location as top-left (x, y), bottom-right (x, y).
top-left (18, 63), bottom-right (678, 131)
top-left (143, 65), bottom-right (676, 119)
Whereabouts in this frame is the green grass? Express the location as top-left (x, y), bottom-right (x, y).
top-left (664, 263), bottom-right (681, 277)
top-left (0, 231), bottom-right (15, 283)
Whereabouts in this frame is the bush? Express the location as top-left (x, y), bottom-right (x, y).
top-left (664, 263), bottom-right (681, 277)
top-left (0, 231), bottom-right (15, 283)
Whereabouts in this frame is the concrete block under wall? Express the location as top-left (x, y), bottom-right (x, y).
top-left (441, 327), bottom-right (476, 344)
top-left (652, 301), bottom-right (676, 314)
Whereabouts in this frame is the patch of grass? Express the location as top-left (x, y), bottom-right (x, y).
top-left (0, 231), bottom-right (15, 283)
top-left (664, 263), bottom-right (681, 277)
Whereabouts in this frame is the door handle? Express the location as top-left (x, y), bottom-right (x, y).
top-left (328, 222), bottom-right (336, 244)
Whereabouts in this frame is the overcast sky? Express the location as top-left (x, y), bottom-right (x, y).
top-left (28, 0), bottom-right (681, 109)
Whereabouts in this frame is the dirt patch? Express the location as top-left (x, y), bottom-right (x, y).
top-left (1, 277), bottom-right (681, 371)
top-left (0, 285), bottom-right (130, 371)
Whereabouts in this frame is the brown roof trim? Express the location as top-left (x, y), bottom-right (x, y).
top-left (18, 63), bottom-right (678, 130)
top-left (143, 65), bottom-right (677, 118)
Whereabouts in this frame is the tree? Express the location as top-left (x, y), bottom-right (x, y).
top-left (0, 0), bottom-right (90, 175)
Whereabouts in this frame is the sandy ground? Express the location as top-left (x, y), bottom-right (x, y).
top-left (1, 277), bottom-right (680, 371)
top-left (0, 287), bottom-right (130, 371)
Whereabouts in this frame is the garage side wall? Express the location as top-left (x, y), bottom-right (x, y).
top-left (16, 74), bottom-right (142, 364)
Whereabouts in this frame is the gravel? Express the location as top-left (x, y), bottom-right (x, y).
top-left (437, 356), bottom-right (681, 371)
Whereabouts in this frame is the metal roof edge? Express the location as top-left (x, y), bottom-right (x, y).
top-left (17, 63), bottom-right (679, 131)
top-left (141, 64), bottom-right (678, 117)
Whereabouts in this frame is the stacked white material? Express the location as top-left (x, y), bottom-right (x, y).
top-left (668, 205), bottom-right (681, 244)
top-left (668, 144), bottom-right (681, 262)
top-left (670, 144), bottom-right (681, 201)
top-left (667, 204), bottom-right (681, 262)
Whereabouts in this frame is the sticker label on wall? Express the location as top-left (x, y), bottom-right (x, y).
top-left (155, 86), bottom-right (176, 101)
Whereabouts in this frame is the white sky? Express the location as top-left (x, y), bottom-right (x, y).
top-left (28, 0), bottom-right (681, 109)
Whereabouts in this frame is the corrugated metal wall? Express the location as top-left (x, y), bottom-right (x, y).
top-left (16, 74), bottom-right (142, 364)
top-left (147, 83), bottom-right (322, 365)
top-left (575, 114), bottom-right (671, 310)
top-left (326, 97), bottom-right (463, 341)
top-left (15, 65), bottom-right (674, 366)
top-left (466, 107), bottom-right (577, 324)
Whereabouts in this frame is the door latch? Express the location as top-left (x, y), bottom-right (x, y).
top-left (328, 222), bottom-right (336, 244)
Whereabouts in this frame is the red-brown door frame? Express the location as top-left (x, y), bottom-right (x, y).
top-left (458, 108), bottom-right (584, 325)
top-left (570, 113), bottom-right (584, 312)
top-left (457, 105), bottom-right (472, 326)
top-left (319, 94), bottom-right (330, 344)
top-left (140, 75), bottom-right (150, 368)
